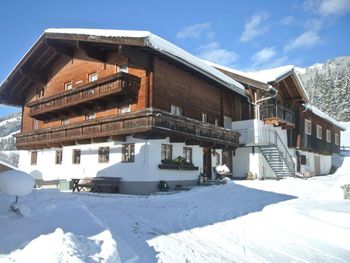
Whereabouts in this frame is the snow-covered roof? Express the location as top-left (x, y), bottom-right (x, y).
top-left (44, 28), bottom-right (246, 96)
top-left (303, 103), bottom-right (346, 130)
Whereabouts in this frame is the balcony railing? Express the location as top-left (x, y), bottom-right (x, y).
top-left (16, 109), bottom-right (240, 149)
top-left (27, 72), bottom-right (141, 120)
top-left (261, 104), bottom-right (295, 126)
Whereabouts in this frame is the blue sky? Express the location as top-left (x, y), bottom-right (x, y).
top-left (0, 0), bottom-right (349, 117)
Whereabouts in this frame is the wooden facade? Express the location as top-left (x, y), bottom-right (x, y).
top-left (0, 32), bottom-right (248, 151)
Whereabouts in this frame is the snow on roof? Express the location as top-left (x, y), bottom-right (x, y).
top-left (303, 103), bottom-right (346, 130)
top-left (244, 65), bottom-right (295, 84)
top-left (0, 160), bottom-right (18, 170)
top-left (44, 28), bottom-right (246, 96)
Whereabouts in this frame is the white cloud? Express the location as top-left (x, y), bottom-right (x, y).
top-left (196, 42), bottom-right (238, 66)
top-left (303, 0), bottom-right (350, 16)
top-left (251, 47), bottom-right (277, 65)
top-left (284, 31), bottom-right (321, 51)
top-left (280, 16), bottom-right (296, 26)
top-left (240, 12), bottom-right (269, 42)
top-left (176, 23), bottom-right (213, 39)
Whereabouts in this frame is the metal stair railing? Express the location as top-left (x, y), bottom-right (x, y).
top-left (236, 127), bottom-right (295, 176)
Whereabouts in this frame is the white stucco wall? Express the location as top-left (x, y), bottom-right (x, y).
top-left (18, 137), bottom-right (202, 184)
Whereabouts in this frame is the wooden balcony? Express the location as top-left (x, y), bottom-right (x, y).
top-left (15, 109), bottom-right (240, 150)
top-left (261, 104), bottom-right (295, 129)
top-left (27, 72), bottom-right (141, 120)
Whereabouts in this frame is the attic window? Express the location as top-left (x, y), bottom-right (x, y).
top-left (37, 88), bottom-right (45, 98)
top-left (118, 63), bottom-right (128, 73)
top-left (335, 133), bottom-right (339, 145)
top-left (326, 129), bottom-right (331, 143)
top-left (316, 125), bottom-right (322, 139)
top-left (88, 72), bottom-right (98, 82)
top-left (64, 81), bottom-right (72, 91)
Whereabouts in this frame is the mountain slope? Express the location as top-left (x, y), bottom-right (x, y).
top-left (296, 56), bottom-right (350, 121)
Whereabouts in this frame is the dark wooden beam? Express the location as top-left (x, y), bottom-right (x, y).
top-left (77, 41), bottom-right (108, 62)
top-left (111, 135), bottom-right (126, 142)
top-left (46, 39), bottom-right (75, 57)
top-left (170, 137), bottom-right (185, 143)
top-left (20, 67), bottom-right (47, 85)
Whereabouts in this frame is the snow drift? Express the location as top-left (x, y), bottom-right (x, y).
top-left (0, 170), bottom-right (34, 196)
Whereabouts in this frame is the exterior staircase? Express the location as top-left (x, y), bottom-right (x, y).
top-left (260, 146), bottom-right (294, 178)
top-left (237, 127), bottom-right (295, 179)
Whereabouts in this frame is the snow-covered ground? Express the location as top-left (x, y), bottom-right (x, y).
top-left (1, 159), bottom-right (350, 262)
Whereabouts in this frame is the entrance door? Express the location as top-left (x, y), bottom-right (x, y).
top-left (203, 147), bottom-right (212, 179)
top-left (222, 149), bottom-right (233, 172)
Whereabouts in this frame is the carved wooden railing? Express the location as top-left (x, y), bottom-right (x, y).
top-left (16, 109), bottom-right (240, 149)
top-left (261, 104), bottom-right (295, 125)
top-left (27, 72), bottom-right (141, 119)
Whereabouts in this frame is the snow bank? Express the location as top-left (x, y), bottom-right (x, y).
top-left (2, 228), bottom-right (120, 263)
top-left (0, 170), bottom-right (34, 196)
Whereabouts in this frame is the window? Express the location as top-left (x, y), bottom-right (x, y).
top-left (161, 144), bottom-right (172, 161)
top-left (85, 112), bottom-right (96, 120)
top-left (316, 125), bottom-right (322, 139)
top-left (31, 151), bottom-right (37, 165)
top-left (224, 116), bottom-right (232, 129)
top-left (234, 97), bottom-right (242, 120)
top-left (300, 155), bottom-right (307, 165)
top-left (305, 119), bottom-right (312, 135)
top-left (61, 118), bottom-right (70, 125)
top-left (64, 81), bottom-right (72, 91)
top-left (98, 147), bottom-right (110, 163)
top-left (118, 63), bottom-right (128, 73)
top-left (335, 133), bottom-right (339, 145)
top-left (119, 105), bottom-right (131, 114)
top-left (214, 118), bottom-right (219, 126)
top-left (37, 88), bottom-right (45, 99)
top-left (326, 129), bottom-right (331, 143)
top-left (34, 119), bottom-right (39, 130)
top-left (72, 149), bottom-right (81, 164)
top-left (88, 72), bottom-right (98, 82)
top-left (183, 147), bottom-right (192, 163)
top-left (122, 144), bottom-right (135, 162)
top-left (55, 150), bottom-right (63, 165)
top-left (202, 113), bottom-right (207, 123)
top-left (171, 105), bottom-right (182, 116)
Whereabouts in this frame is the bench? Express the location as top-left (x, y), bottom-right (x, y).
top-left (72, 177), bottom-right (121, 193)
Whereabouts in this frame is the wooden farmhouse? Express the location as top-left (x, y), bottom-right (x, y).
top-left (0, 29), bottom-right (345, 193)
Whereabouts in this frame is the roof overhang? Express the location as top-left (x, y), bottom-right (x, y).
top-left (0, 28), bottom-right (247, 107)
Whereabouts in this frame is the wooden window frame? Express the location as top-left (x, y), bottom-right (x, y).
top-left (326, 129), bottom-right (331, 143)
top-left (61, 118), bottom-right (70, 125)
top-left (117, 63), bottom-right (128, 73)
top-left (34, 119), bottom-right (39, 130)
top-left (161, 144), bottom-right (173, 161)
top-left (316, 124), bottom-right (322, 139)
top-left (119, 105), bottom-right (131, 114)
top-left (170, 105), bottom-right (182, 116)
top-left (55, 150), bottom-right (63, 165)
top-left (64, 81), bottom-right (72, 91)
top-left (305, 119), bottom-right (312, 135)
top-left (214, 118), bottom-right (219, 126)
top-left (31, 151), bottom-right (37, 165)
top-left (98, 147), bottom-right (110, 163)
top-left (85, 112), bottom-right (96, 120)
top-left (37, 88), bottom-right (45, 99)
top-left (88, 72), bottom-right (98, 83)
top-left (202, 113), bottom-right (208, 123)
top-left (72, 149), bottom-right (81, 164)
top-left (122, 144), bottom-right (135, 163)
top-left (335, 133), bottom-right (339, 146)
top-left (183, 147), bottom-right (192, 163)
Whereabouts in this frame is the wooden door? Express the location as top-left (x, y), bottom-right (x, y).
top-left (203, 147), bottom-right (212, 179)
top-left (222, 149), bottom-right (233, 172)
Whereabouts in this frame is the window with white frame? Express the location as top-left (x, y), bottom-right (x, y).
top-left (335, 133), bottom-right (339, 145)
top-left (118, 63), bottom-right (128, 73)
top-left (72, 149), bottom-right (81, 164)
top-left (171, 105), bottom-right (182, 116)
top-left (202, 113), bottom-right (207, 123)
top-left (305, 119), bottom-right (312, 135)
top-left (85, 112), bottom-right (96, 120)
top-left (88, 72), bottom-right (98, 82)
top-left (326, 129), bottom-right (331, 143)
top-left (98, 147), bottom-right (110, 163)
top-left (34, 119), bottom-right (39, 130)
top-left (64, 81), bottom-right (72, 91)
top-left (316, 125), bottom-right (322, 139)
top-left (119, 105), bottom-right (131, 114)
top-left (55, 150), bottom-right (63, 165)
top-left (61, 118), bottom-right (70, 125)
